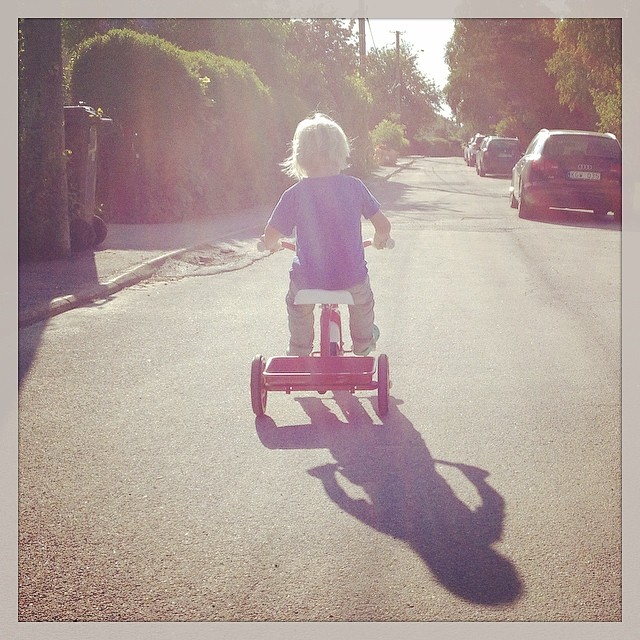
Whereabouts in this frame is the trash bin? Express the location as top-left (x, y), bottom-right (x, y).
top-left (64, 103), bottom-right (112, 250)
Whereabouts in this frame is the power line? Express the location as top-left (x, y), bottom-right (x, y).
top-left (366, 18), bottom-right (376, 50)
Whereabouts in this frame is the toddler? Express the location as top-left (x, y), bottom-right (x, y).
top-left (262, 113), bottom-right (392, 356)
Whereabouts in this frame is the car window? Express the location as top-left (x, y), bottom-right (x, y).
top-left (543, 135), bottom-right (620, 159)
top-left (525, 134), bottom-right (541, 155)
top-left (585, 137), bottom-right (621, 158)
top-left (490, 139), bottom-right (520, 152)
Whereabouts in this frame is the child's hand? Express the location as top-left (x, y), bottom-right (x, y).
top-left (259, 234), bottom-right (281, 252)
top-left (373, 232), bottom-right (391, 249)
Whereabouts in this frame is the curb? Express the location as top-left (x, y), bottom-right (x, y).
top-left (18, 246), bottom-right (193, 329)
top-left (374, 157), bottom-right (417, 180)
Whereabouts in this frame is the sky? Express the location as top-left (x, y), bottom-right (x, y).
top-left (362, 19), bottom-right (455, 91)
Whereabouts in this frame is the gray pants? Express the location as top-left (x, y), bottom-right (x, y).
top-left (285, 276), bottom-right (376, 356)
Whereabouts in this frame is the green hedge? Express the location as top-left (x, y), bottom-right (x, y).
top-left (410, 136), bottom-right (462, 157)
top-left (69, 29), bottom-right (288, 222)
top-left (181, 49), bottom-right (286, 211)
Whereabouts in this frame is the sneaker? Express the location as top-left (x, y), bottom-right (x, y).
top-left (355, 324), bottom-right (380, 356)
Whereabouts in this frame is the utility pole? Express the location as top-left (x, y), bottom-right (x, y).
top-left (394, 30), bottom-right (402, 114)
top-left (358, 18), bottom-right (366, 73)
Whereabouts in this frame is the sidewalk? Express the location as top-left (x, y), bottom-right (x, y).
top-left (18, 207), bottom-right (269, 328)
top-left (18, 162), bottom-right (413, 329)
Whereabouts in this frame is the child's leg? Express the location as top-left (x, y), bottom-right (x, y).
top-left (347, 276), bottom-right (377, 355)
top-left (285, 279), bottom-right (314, 356)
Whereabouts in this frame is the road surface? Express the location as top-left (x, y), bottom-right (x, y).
top-left (17, 157), bottom-right (622, 625)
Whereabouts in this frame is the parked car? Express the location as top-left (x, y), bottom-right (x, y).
top-left (464, 133), bottom-right (487, 166)
top-left (510, 129), bottom-right (622, 220)
top-left (475, 136), bottom-right (521, 177)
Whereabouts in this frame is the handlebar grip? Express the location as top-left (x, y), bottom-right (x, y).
top-left (257, 239), bottom-right (297, 252)
top-left (364, 237), bottom-right (395, 249)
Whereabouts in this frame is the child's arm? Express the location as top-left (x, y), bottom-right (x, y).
top-left (369, 210), bottom-right (392, 249)
top-left (261, 224), bottom-right (284, 252)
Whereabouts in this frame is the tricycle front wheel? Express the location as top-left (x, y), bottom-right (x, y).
top-left (377, 353), bottom-right (390, 416)
top-left (251, 354), bottom-right (267, 416)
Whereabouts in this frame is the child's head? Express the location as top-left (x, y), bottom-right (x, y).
top-left (281, 113), bottom-right (351, 179)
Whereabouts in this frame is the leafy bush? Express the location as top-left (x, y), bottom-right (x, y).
top-left (182, 49), bottom-right (284, 211)
top-left (70, 30), bottom-right (213, 221)
top-left (69, 29), bottom-right (287, 222)
top-left (370, 117), bottom-right (409, 154)
top-left (338, 74), bottom-right (375, 176)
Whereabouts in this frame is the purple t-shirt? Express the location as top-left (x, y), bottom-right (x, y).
top-left (268, 174), bottom-right (381, 289)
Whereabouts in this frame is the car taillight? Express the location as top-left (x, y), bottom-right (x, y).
top-left (530, 155), bottom-right (561, 181)
top-left (610, 161), bottom-right (622, 181)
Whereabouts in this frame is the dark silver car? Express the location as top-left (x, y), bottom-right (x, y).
top-left (476, 136), bottom-right (521, 177)
top-left (510, 129), bottom-right (621, 220)
top-left (464, 133), bottom-right (487, 167)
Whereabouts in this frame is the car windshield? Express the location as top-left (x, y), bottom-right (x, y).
top-left (490, 139), bottom-right (519, 152)
top-left (544, 135), bottom-right (620, 159)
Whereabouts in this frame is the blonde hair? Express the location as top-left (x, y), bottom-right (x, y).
top-left (281, 113), bottom-right (351, 180)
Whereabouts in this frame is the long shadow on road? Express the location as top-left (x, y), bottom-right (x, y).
top-left (255, 393), bottom-right (524, 607)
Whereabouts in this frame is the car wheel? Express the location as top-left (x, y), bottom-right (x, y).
top-left (509, 190), bottom-right (518, 209)
top-left (92, 214), bottom-right (108, 246)
top-left (69, 217), bottom-right (96, 252)
top-left (518, 188), bottom-right (537, 219)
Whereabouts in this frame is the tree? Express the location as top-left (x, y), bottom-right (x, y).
top-left (546, 18), bottom-right (621, 140)
top-left (284, 19), bottom-right (359, 113)
top-left (364, 42), bottom-right (441, 142)
top-left (140, 19), bottom-right (300, 93)
top-left (282, 19), bottom-right (375, 173)
top-left (444, 19), bottom-right (590, 144)
top-left (19, 18), bottom-right (70, 261)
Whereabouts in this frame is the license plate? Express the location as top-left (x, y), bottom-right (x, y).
top-left (568, 170), bottom-right (601, 180)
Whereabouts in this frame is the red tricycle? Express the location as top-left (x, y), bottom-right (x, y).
top-left (251, 238), bottom-right (393, 418)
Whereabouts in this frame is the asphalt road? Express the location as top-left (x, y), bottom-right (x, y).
top-left (17, 157), bottom-right (622, 626)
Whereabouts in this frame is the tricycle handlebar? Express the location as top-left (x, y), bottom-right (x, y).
top-left (258, 237), bottom-right (394, 252)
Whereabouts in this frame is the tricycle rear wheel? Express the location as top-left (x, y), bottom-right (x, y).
top-left (251, 354), bottom-right (267, 416)
top-left (377, 353), bottom-right (390, 416)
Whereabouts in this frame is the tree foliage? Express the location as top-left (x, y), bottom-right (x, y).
top-left (546, 18), bottom-right (621, 139)
top-left (364, 42), bottom-right (441, 142)
top-left (64, 20), bottom-right (380, 223)
top-left (444, 18), bottom-right (621, 145)
top-left (70, 29), bottom-right (286, 221)
top-left (281, 19), bottom-right (375, 175)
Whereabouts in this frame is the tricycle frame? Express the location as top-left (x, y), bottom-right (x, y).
top-left (251, 295), bottom-right (390, 417)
